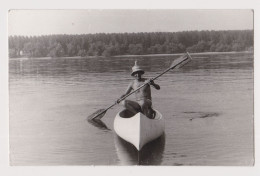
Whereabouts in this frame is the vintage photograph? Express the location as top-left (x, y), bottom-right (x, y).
top-left (9, 9), bottom-right (254, 166)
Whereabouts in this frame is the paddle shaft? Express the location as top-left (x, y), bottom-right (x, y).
top-left (89, 52), bottom-right (192, 120)
top-left (117, 52), bottom-right (192, 102)
top-left (117, 68), bottom-right (171, 103)
top-left (107, 54), bottom-right (190, 106)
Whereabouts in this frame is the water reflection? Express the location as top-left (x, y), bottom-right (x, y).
top-left (87, 119), bottom-right (111, 131)
top-left (114, 134), bottom-right (165, 165)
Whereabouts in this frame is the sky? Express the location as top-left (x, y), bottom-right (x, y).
top-left (8, 9), bottom-right (253, 36)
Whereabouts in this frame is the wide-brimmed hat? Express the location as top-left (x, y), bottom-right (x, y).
top-left (131, 61), bottom-right (145, 76)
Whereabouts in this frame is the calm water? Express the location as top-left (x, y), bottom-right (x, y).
top-left (9, 53), bottom-right (254, 165)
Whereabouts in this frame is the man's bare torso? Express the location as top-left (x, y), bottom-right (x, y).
top-left (131, 78), bottom-right (151, 101)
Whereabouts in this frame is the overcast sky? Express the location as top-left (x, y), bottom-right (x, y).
top-left (8, 9), bottom-right (253, 36)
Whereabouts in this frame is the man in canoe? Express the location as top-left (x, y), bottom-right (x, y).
top-left (118, 61), bottom-right (160, 119)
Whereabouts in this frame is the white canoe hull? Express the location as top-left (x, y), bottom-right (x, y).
top-left (114, 109), bottom-right (164, 151)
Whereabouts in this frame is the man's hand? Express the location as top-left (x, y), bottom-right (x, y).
top-left (148, 79), bottom-right (154, 85)
top-left (148, 79), bottom-right (160, 90)
top-left (116, 94), bottom-right (125, 104)
top-left (116, 99), bottom-right (121, 104)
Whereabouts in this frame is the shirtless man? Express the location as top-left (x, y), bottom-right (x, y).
top-left (118, 61), bottom-right (160, 119)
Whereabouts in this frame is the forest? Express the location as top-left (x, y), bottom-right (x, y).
top-left (9, 30), bottom-right (253, 58)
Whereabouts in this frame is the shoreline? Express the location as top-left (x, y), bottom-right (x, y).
top-left (9, 51), bottom-right (253, 60)
top-left (112, 51), bottom-right (253, 58)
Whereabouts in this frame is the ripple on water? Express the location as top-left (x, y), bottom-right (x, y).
top-left (180, 111), bottom-right (220, 121)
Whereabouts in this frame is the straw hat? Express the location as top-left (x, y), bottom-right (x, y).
top-left (131, 61), bottom-right (145, 76)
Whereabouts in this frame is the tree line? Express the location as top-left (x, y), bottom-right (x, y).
top-left (9, 30), bottom-right (253, 58)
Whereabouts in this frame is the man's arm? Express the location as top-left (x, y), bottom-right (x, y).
top-left (120, 82), bottom-right (133, 98)
top-left (149, 79), bottom-right (160, 90)
top-left (116, 82), bottom-right (133, 104)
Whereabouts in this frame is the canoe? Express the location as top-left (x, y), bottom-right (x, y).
top-left (114, 109), bottom-right (164, 151)
top-left (114, 134), bottom-right (165, 165)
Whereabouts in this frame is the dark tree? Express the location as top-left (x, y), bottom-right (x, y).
top-left (8, 30), bottom-right (253, 58)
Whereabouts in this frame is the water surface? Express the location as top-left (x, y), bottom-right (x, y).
top-left (9, 53), bottom-right (254, 165)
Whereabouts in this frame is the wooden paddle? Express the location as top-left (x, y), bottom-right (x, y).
top-left (87, 52), bottom-right (192, 120)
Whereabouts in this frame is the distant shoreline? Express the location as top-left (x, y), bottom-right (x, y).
top-left (112, 51), bottom-right (253, 58)
top-left (9, 51), bottom-right (253, 60)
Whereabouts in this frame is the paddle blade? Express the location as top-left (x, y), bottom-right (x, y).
top-left (87, 109), bottom-right (107, 120)
top-left (87, 118), bottom-right (111, 131)
top-left (170, 52), bottom-right (192, 69)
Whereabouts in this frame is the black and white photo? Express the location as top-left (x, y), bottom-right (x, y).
top-left (8, 9), bottom-right (254, 166)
